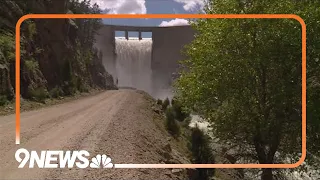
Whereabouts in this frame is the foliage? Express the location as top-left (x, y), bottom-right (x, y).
top-left (0, 32), bottom-right (15, 62)
top-left (49, 86), bottom-right (64, 98)
top-left (165, 107), bottom-right (180, 137)
top-left (182, 116), bottom-right (192, 128)
top-left (27, 21), bottom-right (37, 40)
top-left (175, 0), bottom-right (320, 179)
top-left (162, 97), bottom-right (170, 110)
top-left (69, 0), bottom-right (103, 48)
top-left (78, 81), bottom-right (89, 93)
top-left (156, 99), bottom-right (163, 106)
top-left (0, 95), bottom-right (8, 106)
top-left (171, 98), bottom-right (190, 121)
top-left (190, 126), bottom-right (215, 180)
top-left (28, 86), bottom-right (49, 103)
top-left (24, 59), bottom-right (39, 72)
top-left (62, 78), bottom-right (77, 96)
top-left (0, 0), bottom-right (110, 101)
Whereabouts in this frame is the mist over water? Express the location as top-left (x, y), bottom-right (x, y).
top-left (115, 37), bottom-right (153, 95)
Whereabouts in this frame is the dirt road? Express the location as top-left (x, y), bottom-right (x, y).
top-left (0, 90), bottom-right (190, 180)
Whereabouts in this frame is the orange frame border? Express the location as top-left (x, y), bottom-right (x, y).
top-left (15, 14), bottom-right (306, 169)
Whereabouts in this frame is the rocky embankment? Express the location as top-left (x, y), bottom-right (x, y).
top-left (0, 0), bottom-right (116, 106)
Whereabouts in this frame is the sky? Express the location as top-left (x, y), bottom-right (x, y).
top-left (86, 0), bottom-right (205, 27)
top-left (79, 0), bottom-right (205, 37)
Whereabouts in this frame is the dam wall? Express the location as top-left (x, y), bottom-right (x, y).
top-left (94, 24), bottom-right (195, 99)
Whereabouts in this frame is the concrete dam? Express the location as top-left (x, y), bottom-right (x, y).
top-left (94, 25), bottom-right (195, 99)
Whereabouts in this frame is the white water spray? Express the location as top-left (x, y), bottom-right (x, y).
top-left (115, 37), bottom-right (153, 94)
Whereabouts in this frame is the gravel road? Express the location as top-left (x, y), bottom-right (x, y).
top-left (0, 90), bottom-right (189, 180)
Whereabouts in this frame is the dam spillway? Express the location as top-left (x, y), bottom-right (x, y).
top-left (94, 25), bottom-right (195, 99)
top-left (115, 37), bottom-right (153, 94)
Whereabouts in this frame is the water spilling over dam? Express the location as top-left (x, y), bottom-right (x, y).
top-left (94, 25), bottom-right (196, 99)
top-left (115, 37), bottom-right (153, 94)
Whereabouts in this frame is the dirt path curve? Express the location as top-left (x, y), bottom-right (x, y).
top-left (0, 90), bottom-right (188, 180)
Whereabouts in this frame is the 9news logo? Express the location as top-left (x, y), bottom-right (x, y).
top-left (15, 148), bottom-right (113, 168)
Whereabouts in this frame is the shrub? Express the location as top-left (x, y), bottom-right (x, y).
top-left (62, 81), bottom-right (77, 96)
top-left (28, 87), bottom-right (49, 103)
top-left (0, 95), bottom-right (8, 106)
top-left (165, 107), bottom-right (180, 137)
top-left (0, 32), bottom-right (15, 62)
top-left (172, 100), bottom-right (190, 121)
top-left (75, 77), bottom-right (89, 93)
top-left (78, 82), bottom-right (89, 93)
top-left (162, 97), bottom-right (170, 110)
top-left (49, 86), bottom-right (64, 98)
top-left (24, 59), bottom-right (39, 72)
top-left (183, 116), bottom-right (192, 128)
top-left (156, 99), bottom-right (163, 106)
top-left (190, 126), bottom-right (215, 180)
top-left (171, 98), bottom-right (175, 105)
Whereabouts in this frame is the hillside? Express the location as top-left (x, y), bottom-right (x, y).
top-left (0, 0), bottom-right (116, 106)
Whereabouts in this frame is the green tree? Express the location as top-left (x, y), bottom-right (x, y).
top-left (162, 97), bottom-right (170, 110)
top-left (156, 98), bottom-right (163, 106)
top-left (165, 107), bottom-right (180, 137)
top-left (175, 1), bottom-right (320, 179)
top-left (191, 126), bottom-right (215, 180)
top-left (172, 97), bottom-right (190, 121)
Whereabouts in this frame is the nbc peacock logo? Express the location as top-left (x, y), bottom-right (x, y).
top-left (90, 154), bottom-right (114, 168)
